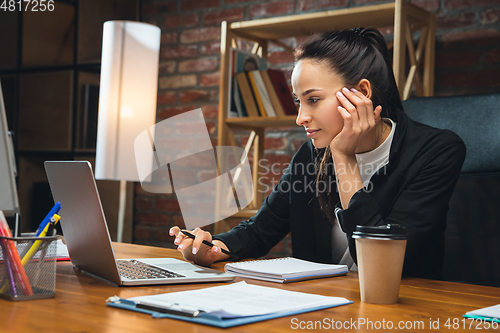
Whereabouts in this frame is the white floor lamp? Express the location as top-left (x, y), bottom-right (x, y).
top-left (95, 21), bottom-right (160, 242)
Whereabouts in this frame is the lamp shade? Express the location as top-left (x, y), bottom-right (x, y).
top-left (95, 21), bottom-right (160, 181)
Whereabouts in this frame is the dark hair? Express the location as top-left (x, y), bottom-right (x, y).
top-left (294, 27), bottom-right (403, 224)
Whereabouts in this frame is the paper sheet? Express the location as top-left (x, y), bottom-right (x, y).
top-left (467, 304), bottom-right (500, 319)
top-left (128, 281), bottom-right (350, 318)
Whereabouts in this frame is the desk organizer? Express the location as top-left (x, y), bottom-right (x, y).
top-left (0, 234), bottom-right (58, 301)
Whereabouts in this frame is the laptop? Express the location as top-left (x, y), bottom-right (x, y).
top-left (44, 160), bottom-right (235, 286)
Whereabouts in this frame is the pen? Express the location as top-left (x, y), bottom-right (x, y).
top-left (135, 301), bottom-right (205, 318)
top-left (35, 202), bottom-right (61, 237)
top-left (180, 230), bottom-right (239, 260)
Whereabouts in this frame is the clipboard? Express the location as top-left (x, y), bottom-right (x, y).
top-left (105, 281), bottom-right (353, 328)
top-left (106, 296), bottom-right (352, 328)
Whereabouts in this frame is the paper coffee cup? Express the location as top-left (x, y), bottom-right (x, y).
top-left (353, 224), bottom-right (407, 304)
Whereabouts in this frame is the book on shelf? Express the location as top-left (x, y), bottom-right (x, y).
top-left (228, 48), bottom-right (267, 118)
top-left (246, 71), bottom-right (268, 117)
top-left (267, 68), bottom-right (298, 116)
top-left (224, 257), bottom-right (349, 283)
top-left (232, 75), bottom-right (247, 117)
top-left (260, 70), bottom-right (286, 117)
top-left (249, 70), bottom-right (276, 117)
top-left (235, 72), bottom-right (260, 118)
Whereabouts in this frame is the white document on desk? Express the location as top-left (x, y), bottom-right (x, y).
top-left (127, 281), bottom-right (351, 318)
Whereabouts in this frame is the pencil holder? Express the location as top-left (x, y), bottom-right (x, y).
top-left (0, 234), bottom-right (58, 301)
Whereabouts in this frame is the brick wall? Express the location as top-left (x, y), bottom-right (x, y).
top-left (134, 0), bottom-right (500, 258)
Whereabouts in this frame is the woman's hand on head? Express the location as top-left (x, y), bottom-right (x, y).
top-left (330, 87), bottom-right (382, 157)
top-left (169, 226), bottom-right (223, 267)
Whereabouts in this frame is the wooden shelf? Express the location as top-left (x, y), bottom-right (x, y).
top-left (230, 3), bottom-right (396, 41)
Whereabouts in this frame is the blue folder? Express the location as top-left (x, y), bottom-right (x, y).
top-left (106, 297), bottom-right (353, 328)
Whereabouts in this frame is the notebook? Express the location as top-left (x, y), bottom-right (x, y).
top-left (44, 161), bottom-right (235, 286)
top-left (224, 257), bottom-right (348, 283)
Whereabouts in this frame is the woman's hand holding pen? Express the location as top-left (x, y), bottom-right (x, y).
top-left (169, 226), bottom-right (229, 266)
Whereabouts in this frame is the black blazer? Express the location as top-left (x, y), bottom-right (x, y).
top-left (214, 110), bottom-right (466, 280)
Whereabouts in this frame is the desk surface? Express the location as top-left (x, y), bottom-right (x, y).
top-left (1, 242), bottom-right (499, 332)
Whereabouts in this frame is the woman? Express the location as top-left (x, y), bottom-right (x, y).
top-left (170, 28), bottom-right (466, 280)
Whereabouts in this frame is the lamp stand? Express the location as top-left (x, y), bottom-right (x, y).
top-left (117, 179), bottom-right (127, 243)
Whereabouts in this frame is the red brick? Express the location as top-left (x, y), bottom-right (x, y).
top-left (298, 0), bottom-right (348, 11)
top-left (249, 1), bottom-right (295, 19)
top-left (179, 57), bottom-right (219, 73)
top-left (157, 91), bottom-right (176, 105)
top-left (161, 45), bottom-right (198, 59)
top-left (179, 89), bottom-right (217, 103)
top-left (158, 106), bottom-right (197, 120)
top-left (435, 51), bottom-right (480, 68)
top-left (439, 69), bottom-right (500, 88)
top-left (203, 8), bottom-right (245, 26)
top-left (159, 60), bottom-right (176, 73)
top-left (481, 9), bottom-right (500, 24)
top-left (201, 104), bottom-right (219, 118)
top-left (135, 197), bottom-right (152, 211)
top-left (161, 32), bottom-right (178, 44)
top-left (133, 225), bottom-right (152, 241)
top-left (180, 27), bottom-right (221, 44)
top-left (154, 136), bottom-right (197, 152)
top-left (225, 0), bottom-right (253, 3)
top-left (162, 14), bottom-right (199, 29)
top-left (484, 48), bottom-right (500, 64)
top-left (142, 1), bottom-right (176, 17)
top-left (436, 12), bottom-right (475, 30)
top-left (268, 50), bottom-right (295, 65)
top-left (441, 29), bottom-right (500, 44)
top-left (135, 212), bottom-right (170, 226)
top-left (445, 0), bottom-right (500, 10)
top-left (200, 71), bottom-right (220, 87)
top-left (353, 0), bottom-right (382, 3)
top-left (153, 229), bottom-right (175, 242)
top-left (171, 215), bottom-right (186, 228)
top-left (156, 198), bottom-right (182, 212)
top-left (206, 121), bottom-right (216, 134)
top-left (200, 42), bottom-right (221, 55)
top-left (181, 0), bottom-right (220, 11)
top-left (159, 74), bottom-right (197, 89)
top-left (265, 137), bottom-right (288, 150)
top-left (410, 0), bottom-right (439, 12)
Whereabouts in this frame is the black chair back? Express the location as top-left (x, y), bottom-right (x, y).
top-left (403, 93), bottom-right (500, 287)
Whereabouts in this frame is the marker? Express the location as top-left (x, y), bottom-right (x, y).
top-left (180, 230), bottom-right (239, 260)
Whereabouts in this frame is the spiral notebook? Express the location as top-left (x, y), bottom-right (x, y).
top-left (224, 257), bottom-right (349, 283)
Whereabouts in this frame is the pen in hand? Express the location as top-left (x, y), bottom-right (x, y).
top-left (180, 230), bottom-right (239, 260)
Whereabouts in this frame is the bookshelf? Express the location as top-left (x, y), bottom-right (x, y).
top-left (215, 0), bottom-right (436, 233)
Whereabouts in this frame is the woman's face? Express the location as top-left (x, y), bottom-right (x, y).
top-left (292, 59), bottom-right (346, 149)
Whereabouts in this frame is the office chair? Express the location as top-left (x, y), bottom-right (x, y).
top-left (403, 92), bottom-right (500, 287)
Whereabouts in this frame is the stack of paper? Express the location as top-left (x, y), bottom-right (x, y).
top-left (224, 257), bottom-right (348, 283)
top-left (107, 281), bottom-right (352, 328)
top-left (465, 304), bottom-right (500, 322)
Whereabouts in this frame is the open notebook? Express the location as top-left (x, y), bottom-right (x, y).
top-left (224, 257), bottom-right (348, 283)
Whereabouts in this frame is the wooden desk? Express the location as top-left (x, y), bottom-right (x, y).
top-left (1, 242), bottom-right (499, 332)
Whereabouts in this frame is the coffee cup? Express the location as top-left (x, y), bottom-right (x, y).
top-left (353, 224), bottom-right (407, 304)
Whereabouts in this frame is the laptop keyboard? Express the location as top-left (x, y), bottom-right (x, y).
top-left (117, 260), bottom-right (185, 280)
